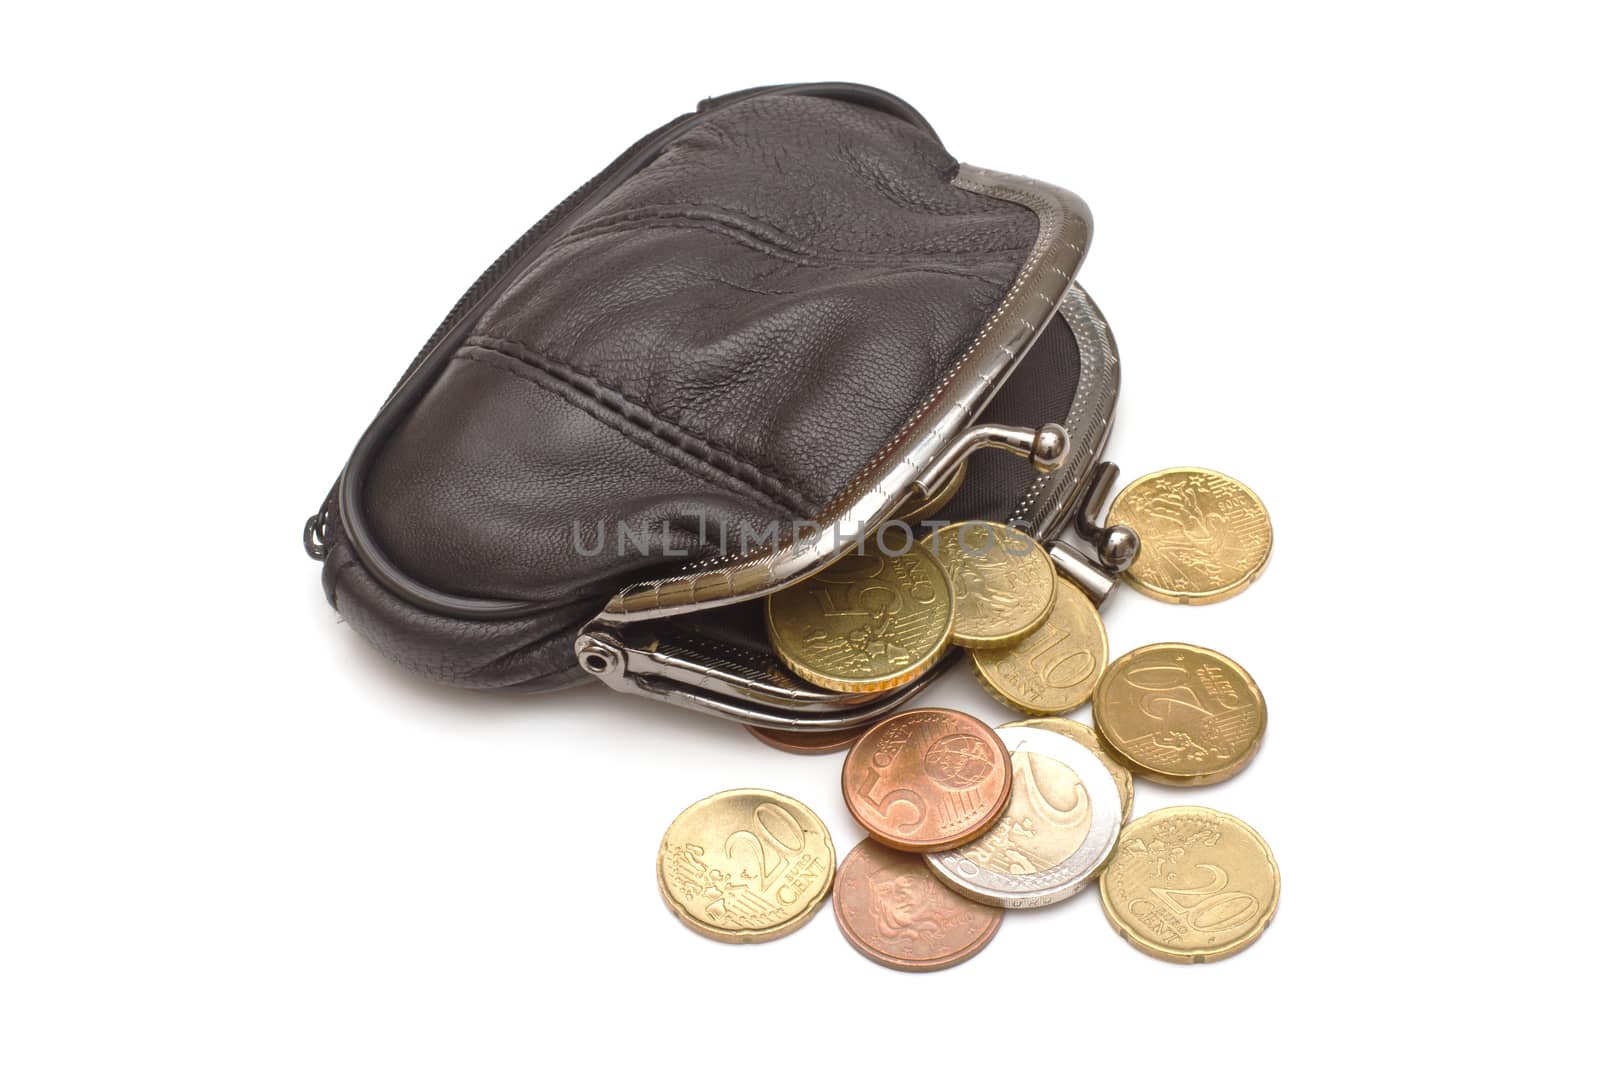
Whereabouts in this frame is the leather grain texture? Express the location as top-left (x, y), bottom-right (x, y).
top-left (366, 94), bottom-right (1035, 603)
top-left (322, 86), bottom-right (1057, 690)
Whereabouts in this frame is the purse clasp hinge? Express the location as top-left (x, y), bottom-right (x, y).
top-left (573, 625), bottom-right (952, 730)
top-left (912, 421), bottom-right (1069, 499)
top-left (1041, 460), bottom-right (1139, 605)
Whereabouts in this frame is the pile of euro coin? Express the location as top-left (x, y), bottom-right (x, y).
top-left (655, 467), bottom-right (1279, 970)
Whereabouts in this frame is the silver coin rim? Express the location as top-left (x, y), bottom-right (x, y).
top-left (923, 725), bottom-right (1122, 908)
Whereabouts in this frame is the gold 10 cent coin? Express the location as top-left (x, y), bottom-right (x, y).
top-left (1107, 467), bottom-right (1272, 604)
top-left (998, 717), bottom-right (1133, 824)
top-left (970, 575), bottom-right (1108, 714)
top-left (1099, 806), bottom-right (1280, 963)
top-left (923, 521), bottom-right (1056, 648)
top-left (656, 788), bottom-right (835, 944)
top-left (765, 542), bottom-right (954, 693)
top-left (1093, 643), bottom-right (1266, 786)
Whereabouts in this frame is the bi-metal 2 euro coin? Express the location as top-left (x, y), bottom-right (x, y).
top-left (925, 725), bottom-right (1122, 908)
top-left (656, 788), bottom-right (835, 944)
top-left (998, 716), bottom-right (1133, 824)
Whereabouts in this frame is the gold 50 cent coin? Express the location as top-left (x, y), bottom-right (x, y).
top-left (833, 837), bottom-right (1003, 972)
top-left (656, 788), bottom-right (835, 944)
top-left (924, 521), bottom-right (1056, 648)
top-left (998, 717), bottom-right (1133, 824)
top-left (1093, 643), bottom-right (1266, 786)
top-left (841, 708), bottom-right (1012, 852)
top-left (1107, 467), bottom-right (1272, 604)
top-left (970, 576), bottom-right (1108, 714)
top-left (765, 542), bottom-right (954, 694)
top-left (1099, 806), bottom-right (1279, 963)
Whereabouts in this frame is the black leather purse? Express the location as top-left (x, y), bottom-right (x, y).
top-left (305, 82), bottom-right (1130, 729)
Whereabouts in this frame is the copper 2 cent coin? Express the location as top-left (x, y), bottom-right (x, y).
top-left (834, 837), bottom-right (1003, 972)
top-left (841, 707), bottom-right (1011, 852)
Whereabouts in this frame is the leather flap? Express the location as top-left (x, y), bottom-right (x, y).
top-left (358, 93), bottom-right (1086, 624)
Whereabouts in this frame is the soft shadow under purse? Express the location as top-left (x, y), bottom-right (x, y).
top-left (305, 82), bottom-right (1132, 730)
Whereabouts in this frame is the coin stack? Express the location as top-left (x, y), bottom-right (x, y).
top-left (657, 467), bottom-right (1281, 970)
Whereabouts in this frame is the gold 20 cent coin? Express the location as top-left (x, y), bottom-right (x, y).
top-left (1107, 467), bottom-right (1272, 604)
top-left (765, 542), bottom-right (954, 693)
top-left (970, 576), bottom-right (1108, 714)
top-left (1093, 643), bottom-right (1266, 787)
top-left (923, 521), bottom-right (1056, 648)
top-left (998, 717), bottom-right (1133, 824)
top-left (656, 788), bottom-right (835, 944)
top-left (1099, 806), bottom-right (1279, 963)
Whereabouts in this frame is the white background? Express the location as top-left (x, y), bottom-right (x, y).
top-left (3, 2), bottom-right (1591, 1063)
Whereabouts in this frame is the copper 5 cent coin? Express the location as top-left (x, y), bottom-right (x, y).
top-left (834, 838), bottom-right (1003, 972)
top-left (841, 708), bottom-right (1011, 852)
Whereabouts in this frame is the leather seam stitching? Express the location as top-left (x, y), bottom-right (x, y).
top-left (559, 199), bottom-right (1034, 261)
top-left (551, 210), bottom-right (1030, 273)
top-left (452, 345), bottom-right (813, 516)
top-left (550, 218), bottom-right (1018, 287)
top-left (606, 170), bottom-right (1064, 617)
top-left (462, 333), bottom-right (821, 513)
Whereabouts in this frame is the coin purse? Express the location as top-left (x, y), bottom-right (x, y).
top-left (305, 82), bottom-right (1130, 728)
